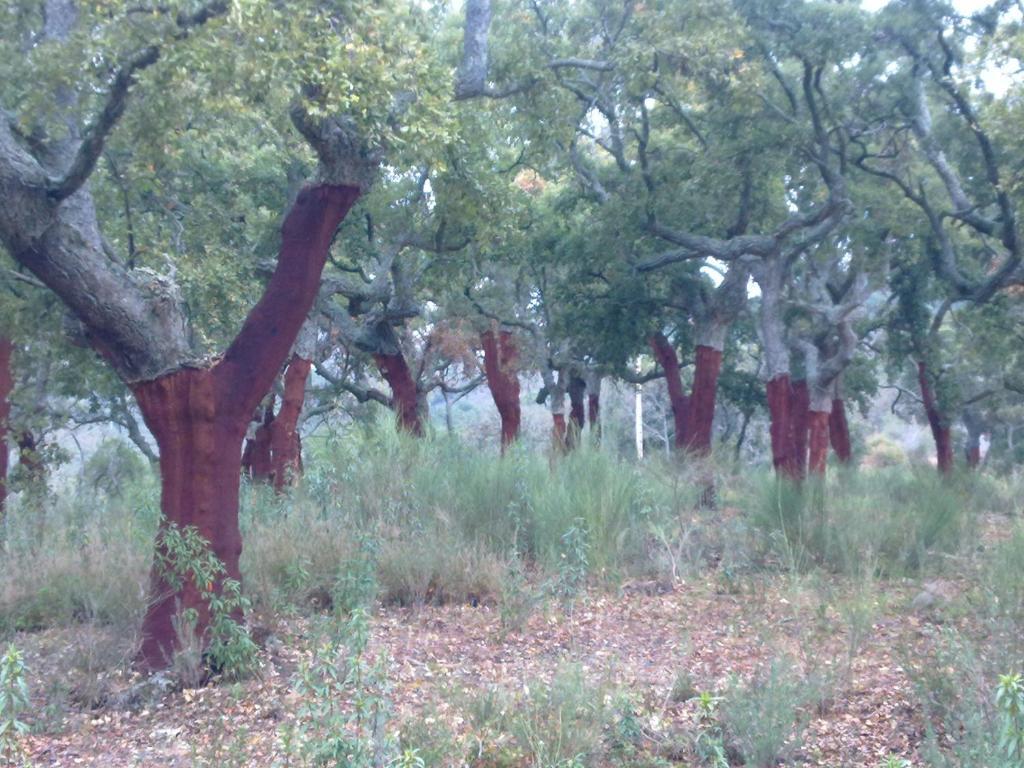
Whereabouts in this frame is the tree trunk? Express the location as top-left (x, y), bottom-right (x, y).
top-left (548, 376), bottom-right (568, 453)
top-left (965, 432), bottom-right (981, 468)
top-left (807, 388), bottom-right (832, 477)
top-left (917, 361), bottom-right (953, 474)
top-left (829, 397), bottom-right (852, 464)
top-left (552, 413), bottom-right (567, 451)
top-left (789, 379), bottom-right (810, 480)
top-left (242, 400), bottom-right (274, 482)
top-left (766, 374), bottom-right (797, 478)
top-left (962, 408), bottom-right (986, 469)
top-left (480, 329), bottom-right (521, 450)
top-left (685, 345), bottom-right (723, 456)
top-left (131, 184), bottom-right (359, 668)
top-left (586, 372), bottom-right (601, 442)
top-left (649, 332), bottom-right (688, 450)
top-left (807, 410), bottom-right (830, 476)
top-left (374, 351), bottom-right (423, 436)
top-left (269, 355), bottom-right (311, 491)
top-left (0, 338), bottom-right (12, 518)
top-left (132, 368), bottom-right (245, 668)
top-left (566, 374), bottom-right (586, 449)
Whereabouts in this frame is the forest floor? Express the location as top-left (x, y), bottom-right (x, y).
top-left (17, 567), bottom-right (963, 767)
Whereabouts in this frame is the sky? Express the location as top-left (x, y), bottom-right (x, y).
top-left (861, 0), bottom-right (992, 11)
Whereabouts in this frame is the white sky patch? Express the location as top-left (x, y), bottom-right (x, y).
top-left (860, 0), bottom-right (990, 11)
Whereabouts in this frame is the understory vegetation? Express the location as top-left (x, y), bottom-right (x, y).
top-left (1, 426), bottom-right (1023, 766)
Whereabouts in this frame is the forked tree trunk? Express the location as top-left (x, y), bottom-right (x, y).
top-left (789, 379), bottom-right (810, 480)
top-left (917, 361), bottom-right (953, 474)
top-left (0, 338), bottom-right (12, 517)
top-left (829, 397), bottom-right (852, 464)
top-left (242, 400), bottom-right (274, 482)
top-left (566, 375), bottom-right (586, 450)
top-left (766, 375), bottom-right (796, 478)
top-left (130, 184), bottom-right (358, 668)
top-left (649, 332), bottom-right (688, 450)
top-left (480, 329), bottom-right (521, 451)
top-left (374, 351), bottom-right (423, 436)
top-left (685, 345), bottom-right (723, 456)
top-left (268, 355), bottom-right (311, 491)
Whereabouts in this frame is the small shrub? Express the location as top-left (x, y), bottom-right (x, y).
top-left (498, 557), bottom-right (541, 635)
top-left (720, 656), bottom-right (814, 768)
top-left (669, 670), bottom-right (698, 704)
top-left (0, 645), bottom-right (30, 765)
top-left (996, 672), bottom-right (1024, 767)
top-left (285, 607), bottom-right (397, 767)
top-left (693, 690), bottom-right (729, 768)
top-left (157, 524), bottom-right (259, 681)
top-left (464, 666), bottom-right (608, 767)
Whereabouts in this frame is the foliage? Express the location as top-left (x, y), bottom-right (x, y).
top-left (156, 524), bottom-right (259, 681)
top-left (0, 645), bottom-right (30, 765)
top-left (997, 672), bottom-right (1024, 767)
top-left (284, 605), bottom-right (401, 767)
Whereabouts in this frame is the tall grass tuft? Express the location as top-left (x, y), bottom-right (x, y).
top-left (739, 467), bottom-right (973, 577)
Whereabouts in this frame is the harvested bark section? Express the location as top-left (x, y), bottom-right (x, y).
top-left (132, 367), bottom-right (245, 669)
top-left (917, 361), bottom-right (953, 474)
top-left (269, 356), bottom-right (312, 490)
top-left (766, 375), bottom-right (795, 478)
top-left (649, 332), bottom-right (688, 450)
top-left (685, 345), bottom-right (723, 456)
top-left (374, 351), bottom-right (423, 436)
top-left (480, 329), bottom-right (521, 450)
top-left (789, 379), bottom-right (810, 479)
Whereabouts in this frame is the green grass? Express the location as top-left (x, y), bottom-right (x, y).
top-left (0, 423), bottom-right (1006, 635)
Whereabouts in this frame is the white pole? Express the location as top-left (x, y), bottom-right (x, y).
top-left (634, 360), bottom-right (644, 460)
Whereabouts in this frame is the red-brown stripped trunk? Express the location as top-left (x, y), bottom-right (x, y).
top-left (566, 375), bottom-right (586, 450)
top-left (829, 398), bottom-right (852, 464)
top-left (552, 413), bottom-right (567, 451)
top-left (685, 345), bottom-right (723, 456)
top-left (374, 351), bottom-right (423, 436)
top-left (480, 330), bottom-right (521, 451)
top-left (649, 333), bottom-right (688, 450)
top-left (807, 410), bottom-right (830, 477)
top-left (132, 184), bottom-right (358, 669)
top-left (766, 374), bottom-right (797, 478)
top-left (0, 338), bottom-right (12, 517)
top-left (789, 380), bottom-right (810, 480)
top-left (269, 355), bottom-right (311, 491)
top-left (917, 361), bottom-right (953, 475)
